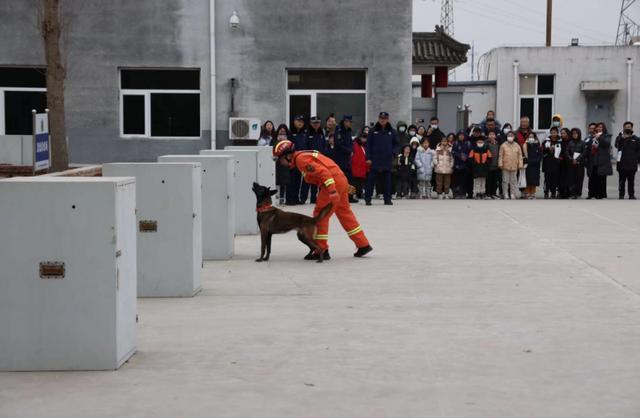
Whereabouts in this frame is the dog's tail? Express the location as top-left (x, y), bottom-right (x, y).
top-left (312, 202), bottom-right (333, 223)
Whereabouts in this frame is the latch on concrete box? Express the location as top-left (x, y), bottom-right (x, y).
top-left (0, 177), bottom-right (137, 371)
top-left (103, 163), bottom-right (203, 297)
top-left (158, 155), bottom-right (235, 260)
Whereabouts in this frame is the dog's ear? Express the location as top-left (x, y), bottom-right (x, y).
top-left (269, 189), bottom-right (278, 196)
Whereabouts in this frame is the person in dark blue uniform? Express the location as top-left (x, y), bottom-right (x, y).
top-left (364, 112), bottom-right (399, 206)
top-left (334, 115), bottom-right (358, 203)
top-left (299, 116), bottom-right (326, 204)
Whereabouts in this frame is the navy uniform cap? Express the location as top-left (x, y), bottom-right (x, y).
top-left (310, 116), bottom-right (321, 123)
top-left (294, 114), bottom-right (305, 121)
top-left (379, 112), bottom-right (390, 118)
top-left (343, 115), bottom-right (353, 121)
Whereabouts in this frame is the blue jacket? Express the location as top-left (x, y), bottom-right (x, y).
top-left (452, 138), bottom-right (472, 170)
top-left (333, 123), bottom-right (354, 173)
top-left (290, 127), bottom-right (308, 151)
top-left (306, 126), bottom-right (326, 153)
top-left (366, 122), bottom-right (398, 171)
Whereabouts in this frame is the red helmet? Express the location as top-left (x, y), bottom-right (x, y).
top-left (273, 139), bottom-right (294, 157)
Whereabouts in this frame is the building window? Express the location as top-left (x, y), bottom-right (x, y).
top-left (519, 74), bottom-right (554, 131)
top-left (286, 70), bottom-right (367, 129)
top-left (0, 67), bottom-right (47, 135)
top-left (120, 69), bottom-right (200, 138)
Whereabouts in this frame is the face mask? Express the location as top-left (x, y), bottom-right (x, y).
top-left (399, 126), bottom-right (406, 133)
top-left (477, 141), bottom-right (485, 148)
top-left (507, 136), bottom-right (515, 143)
top-left (527, 137), bottom-right (535, 143)
top-left (408, 130), bottom-right (416, 136)
top-left (552, 121), bottom-right (561, 127)
top-left (503, 128), bottom-right (511, 134)
top-left (431, 125), bottom-right (438, 130)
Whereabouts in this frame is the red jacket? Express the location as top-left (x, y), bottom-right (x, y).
top-left (351, 142), bottom-right (369, 179)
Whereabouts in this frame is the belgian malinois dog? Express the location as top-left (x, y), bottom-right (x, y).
top-left (252, 182), bottom-right (332, 263)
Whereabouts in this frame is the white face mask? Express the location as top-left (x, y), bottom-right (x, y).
top-left (503, 128), bottom-right (511, 134)
top-left (477, 141), bottom-right (485, 148)
top-left (431, 125), bottom-right (438, 130)
top-left (408, 130), bottom-right (416, 136)
top-left (507, 136), bottom-right (515, 142)
top-left (552, 121), bottom-right (561, 127)
top-left (399, 126), bottom-right (406, 133)
top-left (527, 137), bottom-right (535, 143)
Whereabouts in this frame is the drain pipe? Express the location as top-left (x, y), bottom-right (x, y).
top-left (513, 60), bottom-right (520, 124)
top-left (627, 57), bottom-right (633, 122)
top-left (209, 0), bottom-right (216, 149)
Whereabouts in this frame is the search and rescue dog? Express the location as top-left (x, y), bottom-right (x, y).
top-left (252, 182), bottom-right (332, 263)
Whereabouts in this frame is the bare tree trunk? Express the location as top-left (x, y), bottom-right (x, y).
top-left (41, 0), bottom-right (68, 172)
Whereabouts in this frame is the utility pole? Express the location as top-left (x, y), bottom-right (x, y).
top-left (471, 42), bottom-right (475, 81)
top-left (546, 0), bottom-right (552, 47)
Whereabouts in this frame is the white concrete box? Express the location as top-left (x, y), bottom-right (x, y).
top-left (200, 149), bottom-right (258, 235)
top-left (0, 177), bottom-right (137, 371)
top-left (224, 146), bottom-right (276, 189)
top-left (158, 155), bottom-right (235, 260)
top-left (103, 163), bottom-right (202, 297)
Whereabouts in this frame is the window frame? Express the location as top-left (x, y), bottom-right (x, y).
top-left (285, 69), bottom-right (368, 127)
top-left (119, 69), bottom-right (201, 140)
top-left (518, 74), bottom-right (555, 132)
top-left (0, 87), bottom-right (47, 135)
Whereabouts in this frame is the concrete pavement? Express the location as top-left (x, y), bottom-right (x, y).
top-left (1, 200), bottom-right (640, 418)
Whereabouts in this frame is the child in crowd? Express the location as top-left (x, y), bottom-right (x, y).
top-left (414, 137), bottom-right (435, 199)
top-left (499, 132), bottom-right (524, 199)
top-left (523, 132), bottom-right (542, 199)
top-left (409, 137), bottom-right (421, 197)
top-left (434, 138), bottom-right (454, 199)
top-left (469, 133), bottom-right (492, 199)
top-left (351, 131), bottom-right (369, 200)
top-left (486, 131), bottom-right (501, 198)
top-left (396, 145), bottom-right (416, 199)
top-left (542, 126), bottom-right (564, 199)
top-left (567, 128), bottom-right (587, 199)
top-left (452, 130), bottom-right (472, 199)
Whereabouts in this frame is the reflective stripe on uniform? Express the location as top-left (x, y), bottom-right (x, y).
top-left (314, 234), bottom-right (329, 240)
top-left (324, 178), bottom-right (335, 187)
top-left (312, 151), bottom-right (319, 158)
top-left (347, 226), bottom-right (363, 236)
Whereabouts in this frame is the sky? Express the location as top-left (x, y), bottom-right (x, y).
top-left (412, 0), bottom-right (637, 81)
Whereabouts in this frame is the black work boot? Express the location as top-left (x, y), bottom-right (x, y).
top-left (353, 245), bottom-right (373, 258)
top-left (304, 250), bottom-right (331, 261)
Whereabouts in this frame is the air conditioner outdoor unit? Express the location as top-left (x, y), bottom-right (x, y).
top-left (229, 117), bottom-right (261, 141)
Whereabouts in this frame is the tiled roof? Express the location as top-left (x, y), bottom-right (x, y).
top-left (413, 26), bottom-right (470, 66)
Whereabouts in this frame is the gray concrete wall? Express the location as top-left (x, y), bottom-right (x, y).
top-left (214, 0), bottom-right (413, 147)
top-left (0, 0), bottom-right (211, 163)
top-left (0, 0), bottom-right (412, 163)
top-left (482, 46), bottom-right (640, 134)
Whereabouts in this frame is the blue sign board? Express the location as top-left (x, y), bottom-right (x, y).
top-left (33, 113), bottom-right (50, 171)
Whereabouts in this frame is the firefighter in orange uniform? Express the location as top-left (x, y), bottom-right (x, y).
top-left (273, 139), bottom-right (373, 260)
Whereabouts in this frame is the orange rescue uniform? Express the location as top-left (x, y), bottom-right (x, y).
top-left (290, 150), bottom-right (370, 250)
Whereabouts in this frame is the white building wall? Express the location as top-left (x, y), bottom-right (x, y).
top-left (482, 46), bottom-right (640, 134)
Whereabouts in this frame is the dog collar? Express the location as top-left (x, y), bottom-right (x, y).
top-left (256, 204), bottom-right (275, 213)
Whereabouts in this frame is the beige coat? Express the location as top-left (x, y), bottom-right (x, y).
top-left (498, 141), bottom-right (524, 171)
top-left (434, 143), bottom-right (454, 174)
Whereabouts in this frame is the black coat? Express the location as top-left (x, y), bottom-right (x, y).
top-left (333, 123), bottom-right (353, 174)
top-left (542, 138), bottom-right (564, 174)
top-left (585, 134), bottom-right (613, 177)
top-left (366, 122), bottom-right (399, 171)
top-left (273, 138), bottom-right (291, 186)
top-left (396, 154), bottom-right (416, 181)
top-left (615, 134), bottom-right (640, 172)
top-left (525, 141), bottom-right (542, 186)
top-left (427, 128), bottom-right (445, 150)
